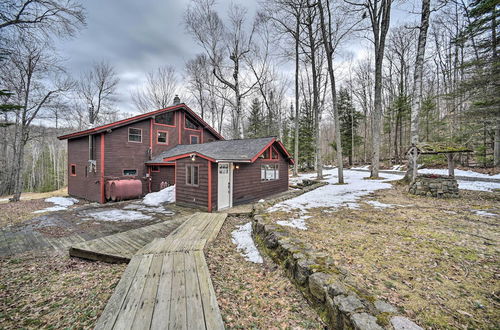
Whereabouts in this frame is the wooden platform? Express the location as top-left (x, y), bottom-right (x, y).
top-left (69, 217), bottom-right (187, 263)
top-left (95, 212), bottom-right (227, 330)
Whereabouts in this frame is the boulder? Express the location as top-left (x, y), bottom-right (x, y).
top-left (351, 313), bottom-right (384, 330)
top-left (334, 294), bottom-right (365, 314)
top-left (308, 272), bottom-right (331, 301)
top-left (391, 316), bottom-right (423, 330)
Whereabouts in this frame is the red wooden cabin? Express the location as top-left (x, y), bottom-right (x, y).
top-left (58, 102), bottom-right (293, 211)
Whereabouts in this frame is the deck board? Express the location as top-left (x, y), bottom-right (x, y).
top-left (95, 212), bottom-right (227, 330)
top-left (69, 216), bottom-right (187, 263)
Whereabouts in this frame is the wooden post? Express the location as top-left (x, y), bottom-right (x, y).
top-left (447, 153), bottom-right (455, 177)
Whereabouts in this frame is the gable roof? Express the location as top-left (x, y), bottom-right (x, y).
top-left (57, 103), bottom-right (224, 140)
top-left (147, 137), bottom-right (294, 164)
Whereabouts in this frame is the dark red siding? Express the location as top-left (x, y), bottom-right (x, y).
top-left (67, 135), bottom-right (102, 202)
top-left (151, 166), bottom-right (175, 192)
top-left (175, 157), bottom-right (210, 210)
top-left (232, 147), bottom-right (289, 205)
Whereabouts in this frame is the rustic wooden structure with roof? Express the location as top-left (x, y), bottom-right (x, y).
top-left (406, 142), bottom-right (473, 179)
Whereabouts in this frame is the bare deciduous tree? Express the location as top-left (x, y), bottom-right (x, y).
top-left (185, 0), bottom-right (262, 138)
top-left (132, 65), bottom-right (178, 113)
top-left (77, 61), bottom-right (119, 125)
top-left (0, 0), bottom-right (85, 36)
top-left (0, 37), bottom-right (72, 201)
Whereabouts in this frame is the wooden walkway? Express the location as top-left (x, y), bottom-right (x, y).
top-left (95, 212), bottom-right (227, 330)
top-left (69, 217), bottom-right (187, 263)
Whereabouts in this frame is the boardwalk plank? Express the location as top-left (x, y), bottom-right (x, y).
top-left (112, 254), bottom-right (154, 329)
top-left (150, 253), bottom-right (174, 330)
top-left (168, 253), bottom-right (187, 330)
top-left (131, 254), bottom-right (164, 328)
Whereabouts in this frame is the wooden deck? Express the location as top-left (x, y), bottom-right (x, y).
top-left (69, 216), bottom-right (187, 263)
top-left (95, 212), bottom-right (227, 330)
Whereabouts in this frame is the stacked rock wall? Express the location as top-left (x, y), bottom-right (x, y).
top-left (252, 216), bottom-right (423, 330)
top-left (409, 175), bottom-right (459, 198)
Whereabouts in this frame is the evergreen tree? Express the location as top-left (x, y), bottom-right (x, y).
top-left (332, 88), bottom-right (363, 166)
top-left (246, 98), bottom-right (264, 138)
top-left (298, 104), bottom-right (315, 169)
top-left (461, 0), bottom-right (500, 166)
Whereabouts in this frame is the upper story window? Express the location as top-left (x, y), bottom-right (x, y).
top-left (155, 112), bottom-right (175, 126)
top-left (271, 147), bottom-right (279, 159)
top-left (259, 146), bottom-right (279, 160)
top-left (128, 128), bottom-right (142, 143)
top-left (157, 131), bottom-right (168, 144)
top-left (190, 135), bottom-right (199, 144)
top-left (185, 116), bottom-right (199, 130)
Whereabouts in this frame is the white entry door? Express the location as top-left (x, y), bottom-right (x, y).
top-left (217, 163), bottom-right (232, 210)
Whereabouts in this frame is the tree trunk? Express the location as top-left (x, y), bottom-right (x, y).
top-left (495, 119), bottom-right (500, 167)
top-left (404, 0), bottom-right (430, 182)
top-left (293, 14), bottom-right (300, 176)
top-left (317, 0), bottom-right (343, 182)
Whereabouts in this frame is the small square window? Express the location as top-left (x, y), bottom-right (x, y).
top-left (70, 164), bottom-right (76, 176)
top-left (128, 128), bottom-right (142, 143)
top-left (123, 169), bottom-right (137, 176)
top-left (190, 135), bottom-right (199, 144)
top-left (151, 165), bottom-right (160, 172)
top-left (157, 131), bottom-right (168, 144)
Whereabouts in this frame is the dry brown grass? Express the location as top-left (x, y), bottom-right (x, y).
top-left (0, 187), bottom-right (68, 203)
top-left (206, 216), bottom-right (323, 329)
top-left (266, 186), bottom-right (499, 329)
top-left (0, 252), bottom-right (125, 329)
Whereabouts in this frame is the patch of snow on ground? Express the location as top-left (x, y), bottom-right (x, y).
top-left (352, 165), bottom-right (371, 170)
top-left (366, 201), bottom-right (396, 209)
top-left (458, 180), bottom-right (500, 192)
top-left (258, 199), bottom-right (265, 203)
top-left (419, 168), bottom-right (500, 179)
top-left (123, 202), bottom-right (175, 215)
top-left (45, 196), bottom-right (79, 206)
top-left (231, 222), bottom-right (263, 263)
top-left (471, 210), bottom-right (498, 217)
top-left (85, 209), bottom-right (153, 222)
top-left (33, 196), bottom-right (79, 213)
top-left (143, 185), bottom-right (175, 206)
top-left (277, 215), bottom-right (311, 230)
top-left (270, 169), bottom-right (401, 214)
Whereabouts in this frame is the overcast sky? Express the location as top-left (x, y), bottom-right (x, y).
top-left (55, 0), bottom-right (417, 116)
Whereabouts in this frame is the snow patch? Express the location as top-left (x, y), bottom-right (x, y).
top-left (143, 185), bottom-right (175, 206)
top-left (419, 168), bottom-right (500, 179)
top-left (277, 215), bottom-right (311, 230)
top-left (458, 180), bottom-right (500, 192)
top-left (471, 210), bottom-right (498, 217)
top-left (231, 222), bottom-right (263, 264)
top-left (85, 209), bottom-right (153, 222)
top-left (366, 201), bottom-right (397, 209)
top-left (33, 196), bottom-right (79, 213)
top-left (270, 169), bottom-right (401, 214)
top-left (258, 199), bottom-right (265, 203)
top-left (123, 202), bottom-right (175, 215)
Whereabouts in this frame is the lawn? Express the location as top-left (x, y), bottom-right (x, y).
top-left (0, 252), bottom-right (125, 329)
top-left (266, 174), bottom-right (499, 329)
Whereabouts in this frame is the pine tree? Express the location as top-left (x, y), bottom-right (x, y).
top-left (246, 98), bottom-right (264, 138)
top-left (334, 88), bottom-right (363, 166)
top-left (461, 0), bottom-right (500, 166)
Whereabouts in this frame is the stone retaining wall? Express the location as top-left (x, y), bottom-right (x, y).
top-left (409, 175), bottom-right (459, 198)
top-left (251, 183), bottom-right (423, 330)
